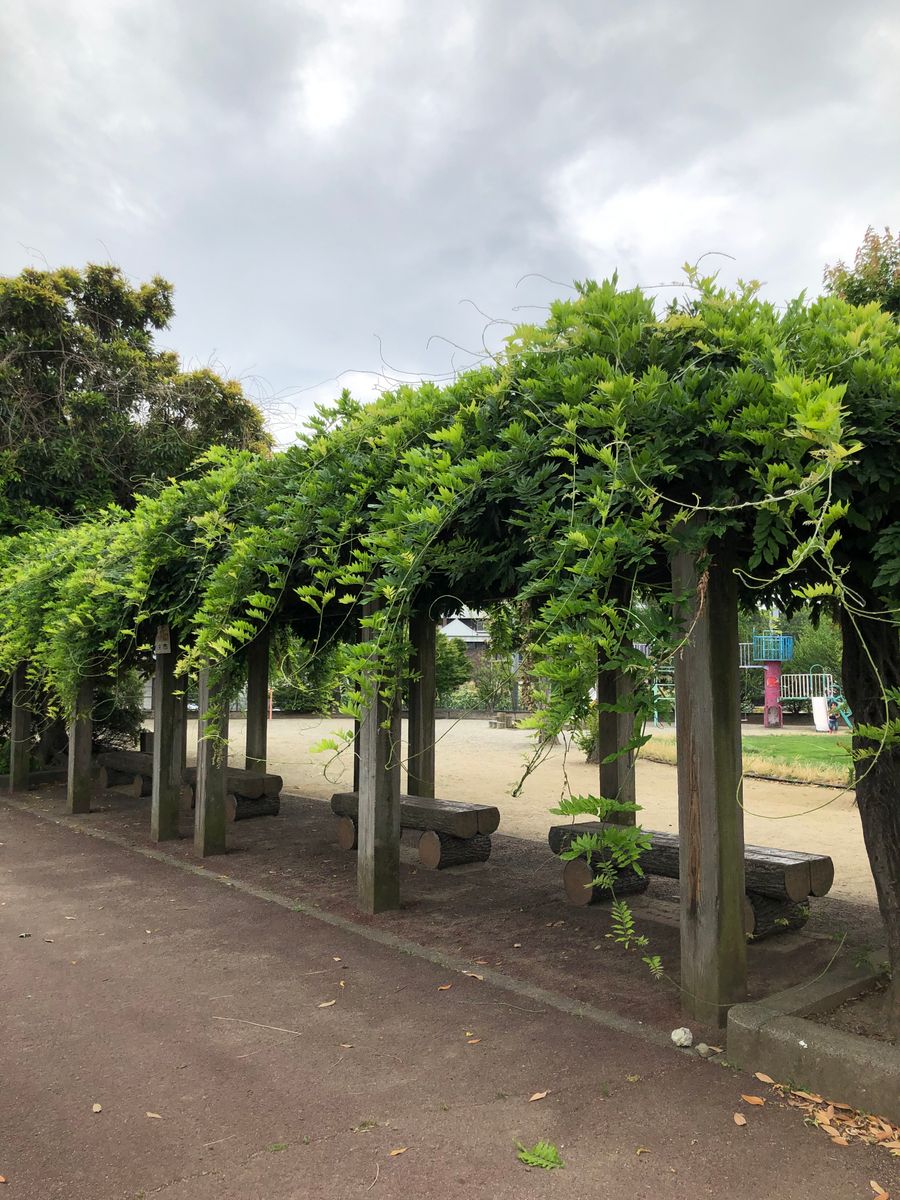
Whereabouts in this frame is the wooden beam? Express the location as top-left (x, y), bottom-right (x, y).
top-left (8, 663), bottom-right (32, 792)
top-left (407, 612), bottom-right (436, 798)
top-left (244, 629), bottom-right (270, 773)
top-left (66, 679), bottom-right (93, 814)
top-left (357, 621), bottom-right (401, 914)
top-left (194, 668), bottom-right (229, 857)
top-left (150, 635), bottom-right (184, 842)
top-left (596, 653), bottom-right (637, 825)
top-left (672, 545), bottom-right (747, 1026)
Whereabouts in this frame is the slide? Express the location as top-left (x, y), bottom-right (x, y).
top-left (811, 696), bottom-right (829, 733)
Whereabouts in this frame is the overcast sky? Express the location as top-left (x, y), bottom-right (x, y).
top-left (3, 0), bottom-right (898, 444)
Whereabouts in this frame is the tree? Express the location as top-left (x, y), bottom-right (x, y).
top-left (825, 226), bottom-right (900, 317)
top-left (435, 632), bottom-right (471, 702)
top-left (0, 263), bottom-right (271, 532)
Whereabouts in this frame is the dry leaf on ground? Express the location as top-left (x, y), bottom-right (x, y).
top-left (317, 1000), bottom-right (336, 1008)
top-left (437, 984), bottom-right (452, 991)
top-left (146, 1112), bottom-right (162, 1119)
top-left (467, 1038), bottom-right (481, 1045)
top-left (754, 1072), bottom-right (775, 1085)
top-left (529, 1091), bottom-right (549, 1102)
top-left (389, 1148), bottom-right (407, 1157)
top-left (462, 972), bottom-right (484, 981)
top-left (741, 1095), bottom-right (765, 1106)
top-left (733, 1114), bottom-right (747, 1127)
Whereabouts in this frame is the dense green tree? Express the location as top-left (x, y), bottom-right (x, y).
top-left (434, 632), bottom-right (471, 702)
top-left (0, 263), bottom-right (271, 531)
top-left (825, 226), bottom-right (900, 317)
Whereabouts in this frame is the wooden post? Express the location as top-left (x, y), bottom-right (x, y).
top-left (194, 667), bottom-right (229, 856)
top-left (245, 629), bottom-right (270, 773)
top-left (357, 621), bottom-right (402, 914)
top-left (66, 679), bottom-right (93, 814)
top-left (597, 655), bottom-right (637, 825)
top-left (407, 611), bottom-right (436, 798)
top-left (150, 634), bottom-right (184, 842)
top-left (672, 545), bottom-right (747, 1026)
top-left (352, 719), bottom-right (361, 791)
top-left (179, 691), bottom-right (189, 770)
top-left (8, 663), bottom-right (32, 792)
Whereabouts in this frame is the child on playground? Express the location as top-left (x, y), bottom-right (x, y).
top-left (827, 699), bottom-right (839, 733)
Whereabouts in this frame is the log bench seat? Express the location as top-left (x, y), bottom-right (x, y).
top-left (330, 791), bottom-right (500, 869)
top-left (96, 749), bottom-right (282, 820)
top-left (548, 823), bottom-right (834, 941)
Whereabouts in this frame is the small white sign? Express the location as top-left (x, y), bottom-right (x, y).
top-left (154, 624), bottom-right (172, 655)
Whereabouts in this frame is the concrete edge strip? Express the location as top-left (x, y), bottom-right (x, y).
top-left (2, 797), bottom-right (670, 1048)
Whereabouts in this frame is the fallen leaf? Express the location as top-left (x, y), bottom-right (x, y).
top-left (754, 1072), bottom-right (775, 1085)
top-left (741, 1095), bottom-right (765, 1106)
top-left (708, 1045), bottom-right (723, 1054)
top-left (317, 1000), bottom-right (336, 1008)
top-left (462, 972), bottom-right (484, 981)
top-left (474, 958), bottom-right (489, 965)
top-left (339, 980), bottom-right (346, 989)
top-left (0, 1175), bottom-right (7, 1183)
top-left (43, 938), bottom-right (54, 943)
top-left (792, 1090), bottom-right (823, 1103)
top-left (340, 1043), bottom-right (354, 1049)
top-left (635, 1147), bottom-right (650, 1155)
top-left (529, 1091), bottom-right (549, 1102)
top-left (870, 1184), bottom-right (887, 1197)
top-left (146, 1112), bottom-right (162, 1119)
top-left (626, 1074), bottom-right (641, 1083)
top-left (389, 1147), bottom-right (407, 1157)
top-left (467, 1038), bottom-right (481, 1045)
top-left (818, 1124), bottom-right (840, 1138)
top-left (437, 984), bottom-right (452, 991)
top-left (333, 956), bottom-right (342, 962)
top-left (92, 1103), bottom-right (102, 1113)
top-left (830, 1136), bottom-right (850, 1147)
top-left (65, 916), bottom-right (76, 921)
top-left (733, 1114), bottom-right (747, 1127)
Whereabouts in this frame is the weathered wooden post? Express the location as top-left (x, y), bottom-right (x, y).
top-left (8, 663), bottom-right (32, 792)
top-left (150, 626), bottom-right (184, 842)
top-left (352, 719), bottom-right (361, 791)
top-left (596, 654), bottom-right (637, 824)
top-left (194, 667), bottom-right (229, 856)
top-left (407, 611), bottom-right (436, 798)
top-left (244, 629), bottom-right (270, 773)
top-left (672, 543), bottom-right (747, 1026)
top-left (357, 614), bottom-right (402, 914)
top-left (66, 679), bottom-right (94, 814)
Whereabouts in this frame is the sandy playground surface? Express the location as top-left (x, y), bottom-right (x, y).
top-left (171, 715), bottom-right (876, 907)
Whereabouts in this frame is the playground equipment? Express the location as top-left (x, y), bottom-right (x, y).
top-left (650, 633), bottom-right (849, 728)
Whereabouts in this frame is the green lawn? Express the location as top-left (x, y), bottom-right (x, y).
top-left (740, 733), bottom-right (852, 770)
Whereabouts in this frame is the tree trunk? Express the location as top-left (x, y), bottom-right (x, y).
top-left (840, 601), bottom-right (900, 1033)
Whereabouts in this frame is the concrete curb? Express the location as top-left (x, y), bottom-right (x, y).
top-left (727, 957), bottom-right (898, 1122)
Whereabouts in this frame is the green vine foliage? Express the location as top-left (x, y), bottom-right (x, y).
top-left (2, 271), bottom-right (899, 1005)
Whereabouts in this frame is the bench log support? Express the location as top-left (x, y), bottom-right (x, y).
top-left (407, 612), bottom-right (436, 798)
top-left (194, 667), bottom-right (229, 856)
top-left (245, 629), bottom-right (269, 774)
top-left (673, 544), bottom-right (747, 1025)
top-left (67, 679), bottom-right (94, 814)
top-left (9, 663), bottom-right (32, 792)
top-left (151, 634), bottom-right (184, 842)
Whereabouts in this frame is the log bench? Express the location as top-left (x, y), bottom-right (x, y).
top-left (96, 750), bottom-right (282, 820)
top-left (330, 791), bottom-right (500, 869)
top-left (548, 823), bottom-right (834, 940)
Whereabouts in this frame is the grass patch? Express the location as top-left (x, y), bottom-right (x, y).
top-left (645, 732), bottom-right (853, 785)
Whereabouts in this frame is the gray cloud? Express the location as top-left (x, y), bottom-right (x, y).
top-left (2, 0), bottom-right (898, 444)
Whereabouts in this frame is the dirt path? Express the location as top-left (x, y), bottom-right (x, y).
top-left (190, 716), bottom-right (875, 905)
top-left (2, 802), bottom-right (896, 1199)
